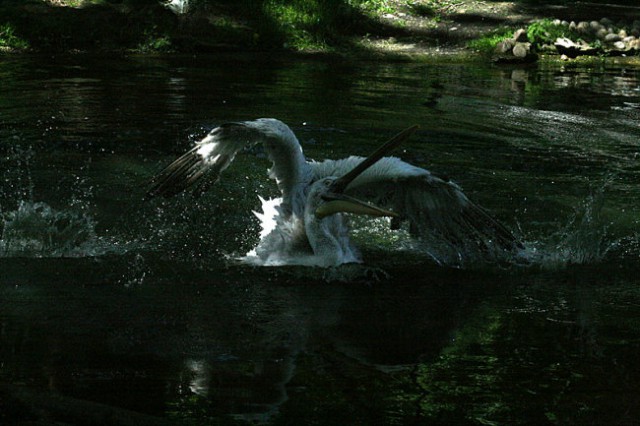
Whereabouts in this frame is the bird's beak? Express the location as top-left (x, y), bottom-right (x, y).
top-left (330, 124), bottom-right (419, 194)
top-left (315, 192), bottom-right (398, 219)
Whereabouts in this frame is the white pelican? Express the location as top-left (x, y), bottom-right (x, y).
top-left (147, 118), bottom-right (521, 267)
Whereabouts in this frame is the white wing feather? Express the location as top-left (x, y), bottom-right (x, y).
top-left (146, 119), bottom-right (311, 216)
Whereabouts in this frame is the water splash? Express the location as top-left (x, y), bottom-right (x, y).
top-left (0, 201), bottom-right (106, 258)
top-left (522, 185), bottom-right (620, 269)
top-left (120, 253), bottom-right (149, 287)
top-left (0, 142), bottom-right (140, 258)
top-left (241, 195), bottom-right (519, 270)
top-left (242, 196), bottom-right (322, 267)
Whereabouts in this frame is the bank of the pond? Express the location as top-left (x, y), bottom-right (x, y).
top-left (2, 1), bottom-right (640, 60)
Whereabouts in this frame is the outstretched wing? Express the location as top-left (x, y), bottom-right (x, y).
top-left (146, 119), bottom-right (310, 206)
top-left (146, 123), bottom-right (247, 198)
top-left (311, 156), bottom-right (522, 265)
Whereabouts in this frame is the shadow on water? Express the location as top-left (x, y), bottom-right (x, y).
top-left (2, 258), bottom-right (639, 424)
top-left (1, 54), bottom-right (640, 424)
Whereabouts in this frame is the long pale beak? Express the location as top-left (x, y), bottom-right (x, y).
top-left (315, 192), bottom-right (398, 219)
top-left (330, 124), bottom-right (419, 194)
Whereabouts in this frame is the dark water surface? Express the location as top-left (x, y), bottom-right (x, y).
top-left (1, 54), bottom-right (639, 424)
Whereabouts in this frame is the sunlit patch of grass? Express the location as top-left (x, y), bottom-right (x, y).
top-left (262, 1), bottom-right (330, 50)
top-left (43, 0), bottom-right (106, 7)
top-left (352, 0), bottom-right (395, 15)
top-left (406, 0), bottom-right (463, 18)
top-left (257, 0), bottom-right (375, 51)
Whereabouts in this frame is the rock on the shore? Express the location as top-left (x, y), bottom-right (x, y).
top-left (492, 28), bottom-right (537, 64)
top-left (554, 37), bottom-right (599, 58)
top-left (550, 17), bottom-right (640, 57)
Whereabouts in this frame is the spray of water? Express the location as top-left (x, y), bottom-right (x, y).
top-left (0, 200), bottom-right (143, 258)
top-left (0, 143), bottom-right (140, 259)
top-left (520, 184), bottom-right (622, 269)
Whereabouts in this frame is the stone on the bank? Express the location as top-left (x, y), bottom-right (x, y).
top-left (495, 39), bottom-right (514, 54)
top-left (600, 17), bottom-right (613, 26)
top-left (613, 41), bottom-right (626, 50)
top-left (512, 42), bottom-right (530, 58)
top-left (492, 29), bottom-right (537, 64)
top-left (512, 43), bottom-right (530, 58)
top-left (597, 28), bottom-right (609, 40)
top-left (554, 37), bottom-right (599, 57)
top-left (513, 28), bottom-right (528, 43)
top-left (577, 21), bottom-right (590, 34)
top-left (605, 33), bottom-right (621, 43)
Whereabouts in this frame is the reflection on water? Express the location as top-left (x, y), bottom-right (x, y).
top-left (1, 54), bottom-right (639, 424)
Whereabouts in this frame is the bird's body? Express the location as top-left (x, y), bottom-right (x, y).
top-left (147, 118), bottom-right (521, 267)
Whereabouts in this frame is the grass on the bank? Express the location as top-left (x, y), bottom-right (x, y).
top-left (254, 0), bottom-right (402, 50)
top-left (0, 0), bottom-right (409, 53)
top-left (467, 18), bottom-right (599, 54)
top-left (466, 27), bottom-right (515, 53)
top-left (526, 18), bottom-right (581, 45)
top-left (0, 23), bottom-right (29, 50)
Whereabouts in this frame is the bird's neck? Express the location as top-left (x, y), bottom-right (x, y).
top-left (269, 136), bottom-right (311, 218)
top-left (303, 211), bottom-right (360, 266)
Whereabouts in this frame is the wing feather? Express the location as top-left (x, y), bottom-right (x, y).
top-left (311, 156), bottom-right (521, 264)
top-left (145, 124), bottom-right (248, 198)
top-left (146, 119), bottom-right (310, 204)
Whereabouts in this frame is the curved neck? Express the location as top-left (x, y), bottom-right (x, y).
top-left (303, 209), bottom-right (360, 266)
top-left (266, 132), bottom-right (311, 218)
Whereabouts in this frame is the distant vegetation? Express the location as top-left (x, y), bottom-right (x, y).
top-left (2, 0), bottom-right (640, 54)
top-left (0, 23), bottom-right (30, 50)
top-left (0, 0), bottom-right (411, 53)
top-left (469, 17), bottom-right (640, 58)
top-left (467, 28), bottom-right (516, 53)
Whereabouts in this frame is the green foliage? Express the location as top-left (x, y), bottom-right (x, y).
top-left (0, 23), bottom-right (29, 50)
top-left (467, 28), bottom-right (514, 53)
top-left (249, 0), bottom-right (383, 50)
top-left (526, 18), bottom-right (578, 46)
top-left (350, 0), bottom-right (394, 15)
top-left (406, 1), bottom-right (437, 17)
top-left (137, 27), bottom-right (172, 52)
top-left (262, 0), bottom-right (330, 49)
top-left (0, 0), bottom-right (407, 53)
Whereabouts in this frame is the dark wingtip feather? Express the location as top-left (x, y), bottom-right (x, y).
top-left (462, 202), bottom-right (524, 252)
top-left (145, 147), bottom-right (208, 199)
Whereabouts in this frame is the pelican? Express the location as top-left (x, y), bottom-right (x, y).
top-left (147, 118), bottom-right (521, 267)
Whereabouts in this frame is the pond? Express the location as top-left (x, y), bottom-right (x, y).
top-left (1, 53), bottom-right (639, 425)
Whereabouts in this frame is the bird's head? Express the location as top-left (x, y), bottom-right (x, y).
top-left (222, 118), bottom-right (296, 143)
top-left (307, 177), bottom-right (397, 220)
top-left (306, 124), bottom-right (420, 220)
top-left (309, 124), bottom-right (420, 219)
